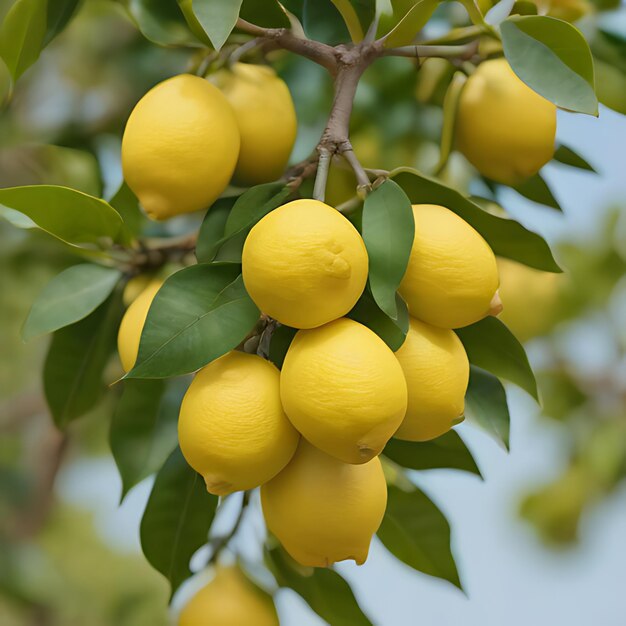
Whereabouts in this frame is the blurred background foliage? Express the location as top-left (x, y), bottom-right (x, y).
top-left (1, 0), bottom-right (625, 624)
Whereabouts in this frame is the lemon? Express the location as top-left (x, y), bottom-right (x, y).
top-left (280, 318), bottom-right (407, 464)
top-left (117, 280), bottom-right (162, 372)
top-left (455, 58), bottom-right (556, 185)
top-left (178, 351), bottom-right (299, 496)
top-left (121, 74), bottom-right (240, 220)
top-left (211, 63), bottom-right (297, 185)
top-left (179, 566), bottom-right (278, 626)
top-left (398, 204), bottom-right (499, 329)
top-left (497, 257), bottom-right (563, 342)
top-left (394, 317), bottom-right (469, 441)
top-left (242, 199), bottom-right (368, 329)
top-left (261, 440), bottom-right (387, 567)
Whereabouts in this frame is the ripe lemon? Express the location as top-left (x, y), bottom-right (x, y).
top-left (455, 58), bottom-right (556, 185)
top-left (178, 351), bottom-right (299, 496)
top-left (242, 200), bottom-right (368, 329)
top-left (398, 204), bottom-right (499, 329)
top-left (211, 63), bottom-right (297, 185)
top-left (280, 318), bottom-right (407, 464)
top-left (117, 280), bottom-right (162, 372)
top-left (179, 566), bottom-right (278, 626)
top-left (394, 317), bottom-right (469, 441)
top-left (121, 74), bottom-right (240, 220)
top-left (261, 440), bottom-right (387, 567)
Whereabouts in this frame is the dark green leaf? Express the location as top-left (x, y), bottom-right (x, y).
top-left (124, 0), bottom-right (197, 46)
top-left (43, 0), bottom-right (83, 46)
top-left (378, 483), bottom-right (461, 589)
top-left (43, 290), bottom-right (123, 428)
top-left (0, 185), bottom-right (123, 247)
top-left (511, 173), bottom-right (562, 211)
top-left (195, 197), bottom-right (237, 263)
top-left (379, 0), bottom-right (439, 47)
top-left (140, 447), bottom-right (217, 598)
top-left (302, 0), bottom-right (350, 44)
top-left (109, 182), bottom-right (145, 243)
top-left (553, 145), bottom-right (596, 172)
top-left (265, 546), bottom-right (373, 626)
top-left (384, 432), bottom-right (481, 477)
top-left (22, 264), bottom-right (121, 341)
top-left (501, 16), bottom-right (598, 115)
top-left (129, 265), bottom-right (260, 378)
top-left (191, 0), bottom-right (243, 50)
top-left (465, 365), bottom-right (510, 450)
top-left (110, 378), bottom-right (185, 500)
top-left (362, 180), bottom-right (414, 319)
top-left (330, 0), bottom-right (375, 41)
top-left (240, 0), bottom-right (290, 27)
top-left (268, 325), bottom-right (298, 369)
top-left (348, 290), bottom-right (409, 351)
top-left (510, 1), bottom-right (538, 15)
top-left (455, 316), bottom-right (538, 400)
top-left (390, 168), bottom-right (561, 272)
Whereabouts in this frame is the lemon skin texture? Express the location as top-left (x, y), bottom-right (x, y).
top-left (242, 199), bottom-right (368, 329)
top-left (179, 566), bottom-right (279, 626)
top-left (455, 58), bottom-right (556, 185)
top-left (261, 440), bottom-right (387, 567)
top-left (280, 318), bottom-right (408, 464)
top-left (394, 317), bottom-right (470, 441)
top-left (178, 352), bottom-right (299, 496)
top-left (211, 63), bottom-right (297, 185)
top-left (117, 280), bottom-right (162, 372)
top-left (121, 74), bottom-right (240, 220)
top-left (398, 204), bottom-right (499, 329)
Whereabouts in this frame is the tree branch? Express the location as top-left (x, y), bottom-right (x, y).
top-left (382, 41), bottom-right (479, 61)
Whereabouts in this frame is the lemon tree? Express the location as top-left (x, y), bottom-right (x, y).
top-left (1, 0), bottom-right (621, 623)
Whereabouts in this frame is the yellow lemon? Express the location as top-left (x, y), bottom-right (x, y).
top-left (242, 199), bottom-right (368, 329)
top-left (398, 204), bottom-right (499, 329)
top-left (455, 58), bottom-right (556, 185)
top-left (179, 566), bottom-right (279, 626)
top-left (122, 74), bottom-right (240, 220)
top-left (211, 63), bottom-right (297, 185)
top-left (178, 351), bottom-right (299, 496)
top-left (280, 318), bottom-right (407, 464)
top-left (497, 257), bottom-right (563, 342)
top-left (394, 317), bottom-right (469, 441)
top-left (261, 440), bottom-right (387, 567)
top-left (117, 280), bottom-right (162, 372)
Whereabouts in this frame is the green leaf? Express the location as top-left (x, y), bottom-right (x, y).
top-left (329, 0), bottom-right (375, 42)
top-left (109, 182), bottom-right (145, 243)
top-left (43, 290), bottom-right (123, 428)
top-left (348, 290), bottom-right (409, 351)
top-left (501, 16), bottom-right (598, 115)
top-left (484, 0), bottom-right (516, 26)
top-left (140, 447), bottom-right (218, 598)
top-left (510, 0), bottom-right (538, 15)
top-left (124, 0), bottom-right (197, 46)
top-left (383, 432), bottom-right (481, 477)
top-left (390, 168), bottom-right (561, 272)
top-left (265, 546), bottom-right (373, 626)
top-left (458, 0), bottom-right (486, 26)
top-left (0, 0), bottom-right (46, 81)
top-left (22, 264), bottom-right (122, 341)
top-left (362, 180), bottom-right (414, 319)
top-left (511, 173), bottom-right (562, 211)
top-left (268, 325), bottom-right (298, 369)
top-left (191, 0), bottom-right (243, 50)
top-left (110, 378), bottom-right (184, 500)
top-left (302, 0), bottom-right (351, 44)
top-left (0, 185), bottom-right (123, 247)
top-left (195, 196), bottom-right (237, 263)
top-left (465, 365), bottom-right (510, 450)
top-left (240, 0), bottom-right (290, 28)
top-left (129, 265), bottom-right (260, 379)
top-left (553, 145), bottom-right (596, 172)
top-left (43, 0), bottom-right (83, 46)
top-left (378, 482), bottom-right (461, 589)
top-left (455, 316), bottom-right (538, 400)
top-left (379, 0), bottom-right (439, 48)
top-left (435, 71), bottom-right (467, 175)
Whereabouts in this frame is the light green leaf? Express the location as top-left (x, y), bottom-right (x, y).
top-left (43, 290), bottom-right (123, 428)
top-left (455, 316), bottom-right (538, 400)
top-left (0, 185), bottom-right (123, 247)
top-left (511, 173), bottom-right (562, 211)
top-left (125, 0), bottom-right (197, 47)
top-left (265, 546), bottom-right (373, 625)
top-left (330, 0), bottom-right (375, 41)
top-left (191, 0), bottom-right (243, 50)
top-left (435, 71), bottom-right (467, 175)
top-left (362, 180), bottom-right (414, 319)
top-left (22, 264), bottom-right (121, 341)
top-left (390, 168), bottom-right (561, 272)
top-left (109, 182), bottom-right (145, 243)
top-left (485, 0), bottom-right (515, 26)
top-left (379, 0), bottom-right (439, 48)
top-left (140, 447), bottom-right (218, 598)
top-left (553, 144), bottom-right (596, 172)
top-left (458, 0), bottom-right (486, 26)
top-left (465, 365), bottom-right (510, 450)
top-left (128, 265), bottom-right (260, 379)
top-left (501, 16), bottom-right (598, 115)
top-left (378, 482), bottom-right (462, 588)
top-left (383, 431), bottom-right (481, 476)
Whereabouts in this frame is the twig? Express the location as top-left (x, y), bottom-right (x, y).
top-left (342, 147), bottom-right (371, 192)
top-left (382, 41), bottom-right (479, 61)
top-left (313, 147), bottom-right (332, 201)
top-left (228, 37), bottom-right (263, 66)
top-left (207, 490), bottom-right (251, 565)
